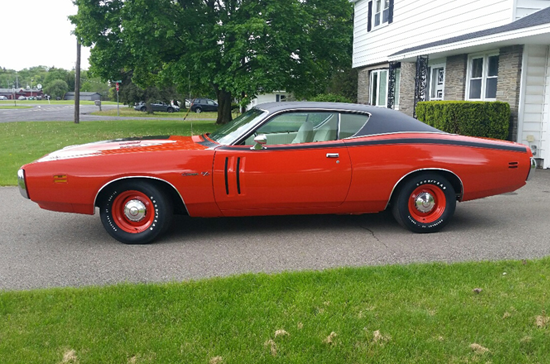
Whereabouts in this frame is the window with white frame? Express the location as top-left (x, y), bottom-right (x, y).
top-left (367, 0), bottom-right (394, 32)
top-left (394, 68), bottom-right (401, 108)
top-left (373, 0), bottom-right (390, 27)
top-left (370, 69), bottom-right (388, 107)
top-left (467, 53), bottom-right (499, 100)
top-left (428, 65), bottom-right (445, 101)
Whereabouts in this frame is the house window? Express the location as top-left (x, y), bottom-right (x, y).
top-left (370, 69), bottom-right (388, 107)
top-left (467, 54), bottom-right (499, 100)
top-left (374, 0), bottom-right (390, 27)
top-left (367, 0), bottom-right (394, 31)
top-left (394, 68), bottom-right (401, 108)
top-left (429, 65), bottom-right (445, 101)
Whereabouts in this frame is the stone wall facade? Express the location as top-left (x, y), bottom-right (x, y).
top-left (496, 45), bottom-right (523, 141)
top-left (397, 62), bottom-right (416, 116)
top-left (357, 67), bottom-right (370, 104)
top-left (444, 54), bottom-right (468, 101)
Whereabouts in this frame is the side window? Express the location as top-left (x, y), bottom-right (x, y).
top-left (243, 112), bottom-right (338, 145)
top-left (339, 114), bottom-right (370, 139)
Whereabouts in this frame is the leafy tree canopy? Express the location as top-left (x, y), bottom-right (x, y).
top-left (71, 0), bottom-right (353, 123)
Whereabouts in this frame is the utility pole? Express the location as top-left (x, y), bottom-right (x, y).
top-left (74, 38), bottom-right (81, 124)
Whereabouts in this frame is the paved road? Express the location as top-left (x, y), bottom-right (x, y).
top-left (1, 170), bottom-right (549, 291)
top-left (0, 103), bottom-right (190, 122)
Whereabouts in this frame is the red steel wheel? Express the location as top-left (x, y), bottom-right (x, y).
top-left (392, 173), bottom-right (456, 233)
top-left (407, 184), bottom-right (447, 224)
top-left (100, 180), bottom-right (173, 244)
top-left (111, 190), bottom-right (156, 234)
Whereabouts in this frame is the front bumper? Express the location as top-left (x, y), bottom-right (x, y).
top-left (527, 157), bottom-right (537, 181)
top-left (17, 169), bottom-right (29, 199)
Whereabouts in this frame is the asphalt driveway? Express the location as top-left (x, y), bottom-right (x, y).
top-left (1, 169), bottom-right (549, 291)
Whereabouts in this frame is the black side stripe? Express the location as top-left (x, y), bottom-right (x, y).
top-left (219, 138), bottom-right (526, 153)
top-left (344, 138), bottom-right (527, 153)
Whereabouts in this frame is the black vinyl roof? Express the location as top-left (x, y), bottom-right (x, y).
top-left (254, 102), bottom-right (442, 136)
top-left (391, 6), bottom-right (550, 57)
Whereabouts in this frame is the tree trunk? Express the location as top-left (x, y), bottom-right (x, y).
top-left (216, 89), bottom-right (233, 124)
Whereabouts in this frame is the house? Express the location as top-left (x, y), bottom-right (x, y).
top-left (64, 92), bottom-right (102, 101)
top-left (351, 0), bottom-right (550, 168)
top-left (247, 91), bottom-right (292, 110)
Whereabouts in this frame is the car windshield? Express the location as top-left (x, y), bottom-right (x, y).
top-left (208, 108), bottom-right (266, 145)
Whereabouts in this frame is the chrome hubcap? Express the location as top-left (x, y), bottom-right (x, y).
top-left (124, 199), bottom-right (147, 222)
top-left (414, 192), bottom-right (435, 213)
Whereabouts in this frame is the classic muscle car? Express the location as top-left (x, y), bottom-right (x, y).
top-left (18, 102), bottom-right (536, 244)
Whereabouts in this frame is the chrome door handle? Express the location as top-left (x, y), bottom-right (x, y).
top-left (326, 153), bottom-right (339, 158)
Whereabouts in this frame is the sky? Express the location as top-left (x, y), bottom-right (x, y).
top-left (0, 0), bottom-right (91, 71)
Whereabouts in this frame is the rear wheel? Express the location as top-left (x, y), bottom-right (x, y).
top-left (392, 173), bottom-right (456, 233)
top-left (195, 107), bottom-right (202, 113)
top-left (140, 106), bottom-right (146, 112)
top-left (99, 181), bottom-right (173, 244)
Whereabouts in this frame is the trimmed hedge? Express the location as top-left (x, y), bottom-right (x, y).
top-left (415, 101), bottom-right (510, 140)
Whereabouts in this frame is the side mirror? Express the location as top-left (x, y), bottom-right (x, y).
top-left (250, 134), bottom-right (267, 150)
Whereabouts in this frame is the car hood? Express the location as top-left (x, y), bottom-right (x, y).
top-left (36, 135), bottom-right (212, 162)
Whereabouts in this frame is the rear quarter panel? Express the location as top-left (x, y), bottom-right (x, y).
top-left (343, 133), bottom-right (531, 212)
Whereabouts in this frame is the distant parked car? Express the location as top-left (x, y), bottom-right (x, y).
top-left (134, 101), bottom-right (180, 113)
top-left (0, 96), bottom-right (8, 100)
top-left (18, 96), bottom-right (27, 100)
top-left (190, 98), bottom-right (218, 113)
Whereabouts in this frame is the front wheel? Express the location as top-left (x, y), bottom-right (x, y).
top-left (99, 181), bottom-right (173, 244)
top-left (195, 107), bottom-right (202, 113)
top-left (392, 174), bottom-right (456, 233)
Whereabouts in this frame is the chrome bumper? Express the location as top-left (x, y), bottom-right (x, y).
top-left (17, 169), bottom-right (29, 199)
top-left (527, 157), bottom-right (537, 181)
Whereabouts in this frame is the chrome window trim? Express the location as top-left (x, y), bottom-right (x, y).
top-left (385, 168), bottom-right (464, 210)
top-left (93, 176), bottom-right (188, 215)
top-left (230, 108), bottom-right (372, 146)
top-left (342, 131), bottom-right (448, 141)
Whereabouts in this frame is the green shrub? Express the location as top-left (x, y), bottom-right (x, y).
top-left (310, 93), bottom-right (353, 103)
top-left (416, 101), bottom-right (510, 140)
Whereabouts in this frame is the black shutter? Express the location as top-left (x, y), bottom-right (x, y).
top-left (367, 1), bottom-right (372, 32)
top-left (388, 0), bottom-right (394, 24)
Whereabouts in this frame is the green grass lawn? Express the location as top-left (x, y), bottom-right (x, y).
top-left (92, 107), bottom-right (222, 119)
top-left (1, 259), bottom-right (549, 363)
top-left (0, 119), bottom-right (219, 186)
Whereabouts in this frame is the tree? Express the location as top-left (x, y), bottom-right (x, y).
top-left (71, 0), bottom-right (353, 124)
top-left (44, 80), bottom-right (69, 100)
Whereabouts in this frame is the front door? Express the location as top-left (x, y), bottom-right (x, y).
top-left (213, 142), bottom-right (352, 215)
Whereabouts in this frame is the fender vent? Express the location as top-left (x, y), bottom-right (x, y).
top-left (508, 162), bottom-right (519, 169)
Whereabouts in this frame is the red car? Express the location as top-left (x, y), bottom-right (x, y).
top-left (18, 102), bottom-right (536, 244)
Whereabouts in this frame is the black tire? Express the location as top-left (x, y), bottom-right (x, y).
top-left (391, 173), bottom-right (456, 233)
top-left (140, 106), bottom-right (146, 112)
top-left (167, 107), bottom-right (174, 113)
top-left (99, 181), bottom-right (173, 244)
top-left (195, 107), bottom-right (202, 113)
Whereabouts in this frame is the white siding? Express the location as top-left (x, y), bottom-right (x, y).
top-left (515, 0), bottom-right (550, 19)
top-left (518, 45), bottom-right (550, 168)
top-left (542, 45), bottom-right (550, 168)
top-left (353, 0), bottom-right (513, 68)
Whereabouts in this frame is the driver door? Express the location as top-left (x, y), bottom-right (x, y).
top-left (212, 111), bottom-right (352, 215)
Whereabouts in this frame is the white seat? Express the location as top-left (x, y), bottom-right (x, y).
top-left (291, 121), bottom-right (314, 144)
